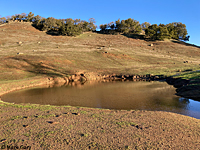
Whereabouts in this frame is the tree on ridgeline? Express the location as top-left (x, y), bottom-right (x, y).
top-left (108, 22), bottom-right (115, 30)
top-left (156, 24), bottom-right (170, 40)
top-left (141, 22), bottom-right (151, 30)
top-left (167, 22), bottom-right (188, 40)
top-left (115, 19), bottom-right (121, 32)
top-left (26, 12), bottom-right (34, 22)
top-left (88, 18), bottom-right (97, 31)
top-left (145, 24), bottom-right (158, 40)
top-left (59, 18), bottom-right (83, 36)
top-left (0, 16), bottom-right (6, 24)
top-left (99, 24), bottom-right (108, 32)
top-left (123, 18), bottom-right (142, 34)
top-left (78, 20), bottom-right (89, 32)
top-left (145, 22), bottom-right (189, 41)
top-left (1, 12), bottom-right (190, 40)
top-left (100, 18), bottom-right (141, 34)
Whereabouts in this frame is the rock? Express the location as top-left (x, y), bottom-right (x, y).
top-left (23, 125), bottom-right (29, 128)
top-left (17, 52), bottom-right (23, 55)
top-left (73, 113), bottom-right (80, 116)
top-left (64, 77), bottom-right (69, 84)
top-left (18, 41), bottom-right (22, 44)
top-left (37, 41), bottom-right (40, 44)
top-left (54, 77), bottom-right (66, 84)
top-left (47, 121), bottom-right (59, 124)
top-left (150, 43), bottom-right (153, 46)
top-left (133, 75), bottom-right (137, 79)
top-left (80, 76), bottom-right (87, 82)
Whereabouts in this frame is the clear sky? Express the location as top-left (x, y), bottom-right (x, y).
top-left (1, 0), bottom-right (199, 46)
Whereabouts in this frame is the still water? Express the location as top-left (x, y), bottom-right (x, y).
top-left (2, 81), bottom-right (200, 119)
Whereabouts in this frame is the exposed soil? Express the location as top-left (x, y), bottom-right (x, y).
top-left (0, 22), bottom-right (200, 149)
top-left (0, 102), bottom-right (200, 149)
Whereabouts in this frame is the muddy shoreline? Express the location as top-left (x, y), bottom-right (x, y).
top-left (0, 73), bottom-right (166, 98)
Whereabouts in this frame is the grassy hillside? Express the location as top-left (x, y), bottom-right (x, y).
top-left (0, 22), bottom-right (200, 149)
top-left (0, 22), bottom-right (200, 81)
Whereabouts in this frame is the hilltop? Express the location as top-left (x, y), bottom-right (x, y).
top-left (0, 22), bottom-right (199, 82)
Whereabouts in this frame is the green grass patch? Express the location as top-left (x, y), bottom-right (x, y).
top-left (175, 71), bottom-right (200, 79)
top-left (116, 121), bottom-right (137, 127)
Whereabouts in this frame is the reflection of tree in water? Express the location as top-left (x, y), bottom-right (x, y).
top-left (178, 97), bottom-right (190, 110)
top-left (179, 97), bottom-right (190, 103)
top-left (150, 91), bottom-right (190, 111)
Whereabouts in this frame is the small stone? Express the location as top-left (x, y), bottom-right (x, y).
top-left (23, 125), bottom-right (29, 128)
top-left (63, 112), bottom-right (70, 114)
top-left (150, 43), bottom-right (153, 46)
top-left (73, 113), bottom-right (80, 115)
top-left (18, 41), bottom-right (22, 44)
top-left (17, 52), bottom-right (23, 55)
top-left (125, 145), bottom-right (129, 149)
top-left (37, 41), bottom-right (40, 44)
top-left (47, 121), bottom-right (59, 124)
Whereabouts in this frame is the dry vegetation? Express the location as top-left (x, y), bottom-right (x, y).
top-left (0, 22), bottom-right (200, 81)
top-left (0, 22), bottom-right (200, 149)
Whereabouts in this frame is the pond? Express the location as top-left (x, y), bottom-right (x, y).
top-left (1, 81), bottom-right (200, 119)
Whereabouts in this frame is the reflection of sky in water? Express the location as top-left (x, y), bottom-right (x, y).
top-left (179, 98), bottom-right (200, 119)
top-left (2, 81), bottom-right (200, 119)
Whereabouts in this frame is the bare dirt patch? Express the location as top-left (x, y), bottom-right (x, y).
top-left (0, 103), bottom-right (200, 149)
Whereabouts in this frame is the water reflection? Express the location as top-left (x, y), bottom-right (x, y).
top-left (2, 81), bottom-right (200, 119)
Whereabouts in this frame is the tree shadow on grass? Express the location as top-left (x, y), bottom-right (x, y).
top-left (6, 56), bottom-right (70, 77)
top-left (95, 30), bottom-right (155, 41)
top-left (171, 40), bottom-right (200, 49)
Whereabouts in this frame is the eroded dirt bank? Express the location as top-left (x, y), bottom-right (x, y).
top-left (0, 72), bottom-right (165, 97)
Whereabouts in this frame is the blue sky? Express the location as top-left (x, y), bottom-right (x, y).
top-left (1, 0), bottom-right (199, 46)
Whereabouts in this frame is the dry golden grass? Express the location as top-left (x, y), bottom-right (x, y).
top-left (0, 22), bottom-right (200, 150)
top-left (0, 22), bottom-right (199, 81)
